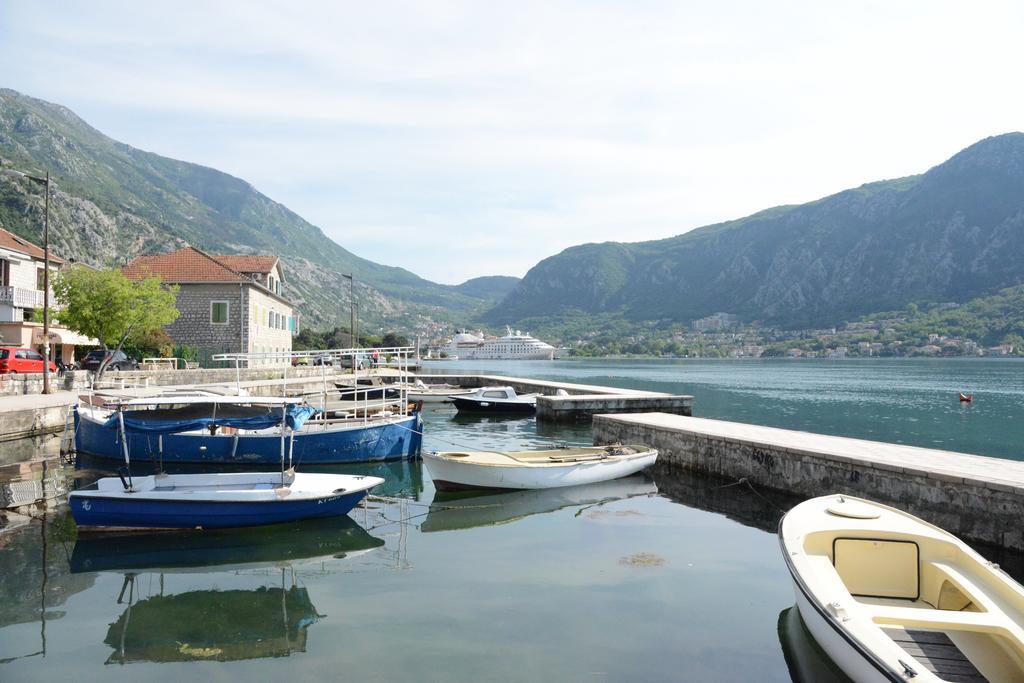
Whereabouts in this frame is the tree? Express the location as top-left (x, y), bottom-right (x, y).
top-left (54, 267), bottom-right (180, 378)
top-left (380, 331), bottom-right (410, 348)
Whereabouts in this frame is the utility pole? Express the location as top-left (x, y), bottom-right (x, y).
top-left (342, 273), bottom-right (355, 347)
top-left (42, 171), bottom-right (50, 394)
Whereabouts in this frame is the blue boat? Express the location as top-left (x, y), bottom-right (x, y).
top-left (75, 394), bottom-right (422, 465)
top-left (69, 396), bottom-right (386, 529)
top-left (70, 470), bottom-right (381, 529)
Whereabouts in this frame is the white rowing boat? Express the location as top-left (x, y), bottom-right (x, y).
top-left (422, 444), bottom-right (657, 491)
top-left (779, 494), bottom-right (1024, 682)
top-left (400, 380), bottom-right (476, 402)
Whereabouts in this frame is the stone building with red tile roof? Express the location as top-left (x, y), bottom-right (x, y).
top-left (123, 247), bottom-right (297, 365)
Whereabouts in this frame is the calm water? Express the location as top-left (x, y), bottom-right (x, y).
top-left (426, 357), bottom-right (1024, 459)
top-left (2, 358), bottom-right (1023, 681)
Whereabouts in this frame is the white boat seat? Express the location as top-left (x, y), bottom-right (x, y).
top-left (929, 561), bottom-right (1002, 614)
top-left (806, 553), bottom-right (1024, 638)
top-left (867, 603), bottom-right (1005, 631)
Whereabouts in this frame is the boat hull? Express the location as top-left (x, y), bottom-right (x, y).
top-left (75, 409), bottom-right (423, 465)
top-left (423, 449), bottom-right (657, 490)
top-left (450, 397), bottom-right (536, 414)
top-left (777, 606), bottom-right (856, 683)
top-left (789, 573), bottom-right (895, 683)
top-left (407, 389), bottom-right (475, 402)
top-left (70, 473), bottom-right (381, 529)
top-left (70, 489), bottom-right (370, 529)
top-left (333, 386), bottom-right (400, 401)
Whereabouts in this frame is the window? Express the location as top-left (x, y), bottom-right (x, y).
top-left (211, 301), bottom-right (229, 324)
top-left (37, 268), bottom-right (46, 291)
top-left (25, 350), bottom-right (43, 361)
top-left (482, 390), bottom-right (508, 399)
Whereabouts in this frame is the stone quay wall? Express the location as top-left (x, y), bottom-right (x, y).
top-left (594, 412), bottom-right (1024, 552)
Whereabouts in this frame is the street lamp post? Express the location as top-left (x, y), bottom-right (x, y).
top-left (342, 273), bottom-right (355, 347)
top-left (0, 167), bottom-right (53, 394)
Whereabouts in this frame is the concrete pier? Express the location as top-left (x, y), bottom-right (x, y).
top-left (536, 393), bottom-right (692, 422)
top-left (0, 393), bottom-right (75, 441)
top-left (593, 413), bottom-right (1024, 551)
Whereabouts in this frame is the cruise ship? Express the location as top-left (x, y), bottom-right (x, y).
top-left (442, 328), bottom-right (559, 360)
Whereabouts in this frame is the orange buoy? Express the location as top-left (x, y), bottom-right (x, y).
top-left (958, 392), bottom-right (973, 403)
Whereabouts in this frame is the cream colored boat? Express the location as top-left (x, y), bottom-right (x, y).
top-left (423, 444), bottom-right (657, 491)
top-left (779, 494), bottom-right (1024, 682)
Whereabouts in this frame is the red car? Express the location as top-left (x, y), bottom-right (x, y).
top-left (0, 347), bottom-right (58, 374)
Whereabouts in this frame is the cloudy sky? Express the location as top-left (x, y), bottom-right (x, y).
top-left (1, 1), bottom-right (1022, 284)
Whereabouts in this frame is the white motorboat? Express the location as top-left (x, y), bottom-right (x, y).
top-left (450, 385), bottom-right (539, 414)
top-left (779, 494), bottom-right (1024, 682)
top-left (422, 444), bottom-right (657, 491)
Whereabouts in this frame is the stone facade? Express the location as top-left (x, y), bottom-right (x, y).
top-left (166, 283), bottom-right (246, 357)
top-left (247, 286), bottom-right (295, 364)
top-left (165, 283), bottom-right (297, 364)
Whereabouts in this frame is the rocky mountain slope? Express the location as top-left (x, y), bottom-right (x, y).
top-left (487, 133), bottom-right (1024, 329)
top-left (0, 88), bottom-right (493, 328)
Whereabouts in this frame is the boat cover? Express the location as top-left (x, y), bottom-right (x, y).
top-left (103, 403), bottom-right (318, 433)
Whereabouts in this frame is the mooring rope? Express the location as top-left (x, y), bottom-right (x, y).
top-left (711, 476), bottom-right (786, 513)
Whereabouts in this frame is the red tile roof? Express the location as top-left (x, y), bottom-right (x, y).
top-left (123, 247), bottom-right (248, 283)
top-left (0, 226), bottom-right (65, 263)
top-left (217, 255), bottom-right (279, 274)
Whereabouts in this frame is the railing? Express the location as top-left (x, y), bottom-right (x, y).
top-left (212, 346), bottom-right (418, 425)
top-left (140, 357), bottom-right (199, 370)
top-left (0, 286), bottom-right (45, 308)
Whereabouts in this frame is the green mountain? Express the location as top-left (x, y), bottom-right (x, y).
top-left (0, 88), bottom-right (494, 328)
top-left (486, 133), bottom-right (1024, 329)
top-left (453, 275), bottom-right (520, 302)
top-left (869, 285), bottom-right (1024, 348)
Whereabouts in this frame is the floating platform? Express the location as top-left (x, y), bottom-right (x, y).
top-left (593, 413), bottom-right (1024, 551)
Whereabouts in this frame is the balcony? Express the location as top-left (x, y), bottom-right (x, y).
top-left (0, 286), bottom-right (44, 308)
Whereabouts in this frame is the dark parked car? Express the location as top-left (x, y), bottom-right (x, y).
top-left (82, 350), bottom-right (139, 372)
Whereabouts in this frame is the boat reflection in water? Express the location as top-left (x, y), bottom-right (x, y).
top-left (421, 473), bottom-right (657, 533)
top-left (70, 515), bottom-right (384, 574)
top-left (777, 606), bottom-right (854, 683)
top-left (71, 517), bottom-right (385, 665)
top-left (104, 572), bottom-right (318, 664)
